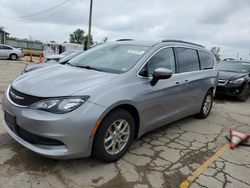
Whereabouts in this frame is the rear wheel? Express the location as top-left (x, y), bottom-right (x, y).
top-left (238, 84), bottom-right (249, 102)
top-left (92, 109), bottom-right (135, 162)
top-left (196, 90), bottom-right (213, 119)
top-left (9, 54), bottom-right (18, 60)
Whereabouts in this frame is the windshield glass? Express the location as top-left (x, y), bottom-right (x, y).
top-left (218, 62), bottom-right (250, 73)
top-left (68, 44), bottom-right (149, 73)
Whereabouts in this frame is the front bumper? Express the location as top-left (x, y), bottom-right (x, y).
top-left (216, 84), bottom-right (244, 97)
top-left (1, 94), bottom-right (106, 159)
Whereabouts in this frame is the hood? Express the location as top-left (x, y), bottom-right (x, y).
top-left (26, 64), bottom-right (50, 72)
top-left (12, 64), bottom-right (118, 97)
top-left (26, 62), bottom-right (56, 72)
top-left (218, 71), bottom-right (247, 81)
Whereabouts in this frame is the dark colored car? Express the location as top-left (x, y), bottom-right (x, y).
top-left (217, 61), bottom-right (250, 101)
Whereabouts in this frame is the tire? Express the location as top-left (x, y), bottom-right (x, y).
top-left (196, 90), bottom-right (213, 119)
top-left (238, 84), bottom-right (249, 102)
top-left (9, 54), bottom-right (18, 60)
top-left (92, 109), bottom-right (135, 162)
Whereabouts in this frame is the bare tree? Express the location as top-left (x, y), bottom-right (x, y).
top-left (210, 47), bottom-right (221, 62)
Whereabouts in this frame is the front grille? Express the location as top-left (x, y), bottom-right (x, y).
top-left (218, 79), bottom-right (228, 85)
top-left (8, 86), bottom-right (45, 106)
top-left (17, 126), bottom-right (64, 146)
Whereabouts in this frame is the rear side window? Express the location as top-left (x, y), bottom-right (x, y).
top-left (199, 51), bottom-right (214, 70)
top-left (176, 48), bottom-right (200, 73)
top-left (146, 48), bottom-right (176, 76)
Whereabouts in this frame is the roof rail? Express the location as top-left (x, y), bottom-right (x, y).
top-left (161, 40), bottom-right (205, 48)
top-left (116, 39), bottom-right (134, 41)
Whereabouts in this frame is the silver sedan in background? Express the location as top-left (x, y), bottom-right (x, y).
top-left (0, 44), bottom-right (24, 60)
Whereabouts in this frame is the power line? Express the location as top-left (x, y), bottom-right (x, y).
top-left (0, 0), bottom-right (82, 24)
top-left (0, 0), bottom-right (72, 18)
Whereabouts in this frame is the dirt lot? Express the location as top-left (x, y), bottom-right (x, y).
top-left (0, 60), bottom-right (250, 188)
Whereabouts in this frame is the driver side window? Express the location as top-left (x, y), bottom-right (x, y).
top-left (141, 48), bottom-right (176, 77)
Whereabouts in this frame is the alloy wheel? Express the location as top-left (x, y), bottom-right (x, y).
top-left (104, 119), bottom-right (130, 155)
top-left (203, 94), bottom-right (212, 115)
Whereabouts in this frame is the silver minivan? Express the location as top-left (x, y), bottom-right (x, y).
top-left (2, 40), bottom-right (218, 162)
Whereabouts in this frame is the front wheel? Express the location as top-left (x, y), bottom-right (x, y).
top-left (9, 54), bottom-right (18, 60)
top-left (196, 90), bottom-right (213, 119)
top-left (92, 109), bottom-right (135, 162)
top-left (238, 84), bottom-right (249, 102)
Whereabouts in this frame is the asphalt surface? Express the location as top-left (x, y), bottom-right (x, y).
top-left (0, 60), bottom-right (249, 188)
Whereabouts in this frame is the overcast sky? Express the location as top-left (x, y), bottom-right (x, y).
top-left (1, 0), bottom-right (250, 59)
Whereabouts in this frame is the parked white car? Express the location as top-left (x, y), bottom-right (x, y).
top-left (0, 44), bottom-right (24, 60)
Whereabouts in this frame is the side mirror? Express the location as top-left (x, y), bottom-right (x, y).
top-left (150, 68), bottom-right (172, 86)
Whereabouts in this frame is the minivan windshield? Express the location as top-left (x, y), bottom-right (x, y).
top-left (68, 44), bottom-right (149, 73)
top-left (218, 61), bottom-right (250, 73)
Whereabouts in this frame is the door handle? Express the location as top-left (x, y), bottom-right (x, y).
top-left (176, 80), bottom-right (189, 85)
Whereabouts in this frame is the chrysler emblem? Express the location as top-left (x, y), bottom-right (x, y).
top-left (10, 91), bottom-right (24, 100)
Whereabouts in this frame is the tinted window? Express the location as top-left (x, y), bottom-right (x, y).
top-left (199, 51), bottom-right (214, 70)
top-left (176, 48), bottom-right (200, 73)
top-left (218, 62), bottom-right (250, 73)
top-left (1, 46), bottom-right (12, 50)
top-left (146, 48), bottom-right (175, 76)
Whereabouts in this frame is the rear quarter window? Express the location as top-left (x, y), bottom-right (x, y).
top-left (199, 51), bottom-right (214, 70)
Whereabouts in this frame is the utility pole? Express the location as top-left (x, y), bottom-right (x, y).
top-left (2, 26), bottom-right (6, 44)
top-left (87, 0), bottom-right (93, 50)
top-left (82, 31), bottom-right (85, 50)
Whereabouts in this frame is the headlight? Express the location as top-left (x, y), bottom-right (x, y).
top-left (30, 96), bottom-right (89, 114)
top-left (230, 78), bottom-right (245, 84)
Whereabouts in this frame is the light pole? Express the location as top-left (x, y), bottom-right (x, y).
top-left (87, 0), bottom-right (93, 50)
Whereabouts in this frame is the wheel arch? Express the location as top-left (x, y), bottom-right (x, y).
top-left (207, 87), bottom-right (215, 96)
top-left (97, 103), bottom-right (141, 139)
top-left (9, 53), bottom-right (18, 59)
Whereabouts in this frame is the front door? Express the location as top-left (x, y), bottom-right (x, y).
top-left (137, 47), bottom-right (187, 132)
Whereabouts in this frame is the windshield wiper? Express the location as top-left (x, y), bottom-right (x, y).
top-left (66, 62), bottom-right (74, 66)
top-left (74, 65), bottom-right (104, 72)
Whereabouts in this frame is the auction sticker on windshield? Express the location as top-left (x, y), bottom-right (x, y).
top-left (127, 49), bottom-right (145, 55)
